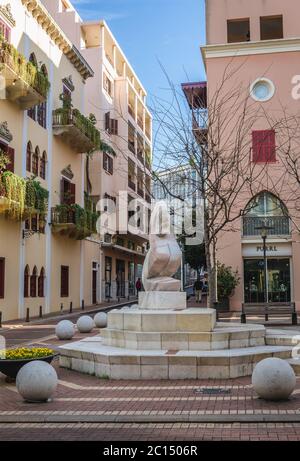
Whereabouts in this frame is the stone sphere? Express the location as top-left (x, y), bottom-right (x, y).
top-left (16, 361), bottom-right (58, 403)
top-left (94, 312), bottom-right (107, 328)
top-left (55, 320), bottom-right (75, 340)
top-left (76, 315), bottom-right (95, 333)
top-left (252, 358), bottom-right (296, 401)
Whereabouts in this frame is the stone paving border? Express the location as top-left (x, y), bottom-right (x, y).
top-left (0, 413), bottom-right (300, 423)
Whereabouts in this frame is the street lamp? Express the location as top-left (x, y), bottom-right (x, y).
top-left (255, 221), bottom-right (274, 321)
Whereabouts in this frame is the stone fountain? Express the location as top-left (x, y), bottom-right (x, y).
top-left (59, 202), bottom-right (300, 379)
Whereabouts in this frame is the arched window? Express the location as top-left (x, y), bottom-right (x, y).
top-left (41, 64), bottom-right (48, 77)
top-left (38, 267), bottom-right (45, 298)
top-left (26, 142), bottom-right (32, 172)
top-left (30, 266), bottom-right (38, 298)
top-left (40, 151), bottom-right (47, 179)
top-left (244, 192), bottom-right (289, 237)
top-left (29, 53), bottom-right (38, 67)
top-left (32, 146), bottom-right (39, 176)
top-left (24, 265), bottom-right (30, 298)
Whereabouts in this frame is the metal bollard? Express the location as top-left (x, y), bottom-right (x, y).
top-left (69, 301), bottom-right (73, 313)
top-left (60, 303), bottom-right (64, 315)
top-left (0, 311), bottom-right (2, 328)
top-left (39, 306), bottom-right (43, 319)
top-left (26, 308), bottom-right (30, 323)
top-left (81, 300), bottom-right (85, 311)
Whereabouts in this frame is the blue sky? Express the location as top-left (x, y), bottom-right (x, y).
top-left (73, 0), bottom-right (207, 100)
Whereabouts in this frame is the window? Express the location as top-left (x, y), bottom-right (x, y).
top-left (31, 215), bottom-right (38, 232)
top-left (103, 73), bottom-right (113, 97)
top-left (128, 122), bottom-right (136, 154)
top-left (252, 130), bottom-right (276, 163)
top-left (37, 102), bottom-right (47, 129)
top-left (137, 167), bottom-right (144, 197)
top-left (0, 258), bottom-right (5, 299)
top-left (0, 19), bottom-right (11, 42)
top-left (26, 142), bottom-right (32, 172)
top-left (103, 153), bottom-right (113, 174)
top-left (61, 266), bottom-right (69, 297)
top-left (0, 141), bottom-right (14, 173)
top-left (128, 158), bottom-right (136, 190)
top-left (104, 112), bottom-right (118, 135)
top-left (30, 266), bottom-right (37, 298)
top-left (250, 78), bottom-right (275, 102)
top-left (38, 268), bottom-right (45, 298)
top-left (40, 151), bottom-right (46, 179)
top-left (260, 15), bottom-right (283, 41)
top-left (61, 178), bottom-right (76, 205)
top-left (32, 147), bottom-right (39, 176)
top-left (227, 18), bottom-right (250, 43)
top-left (24, 265), bottom-right (30, 298)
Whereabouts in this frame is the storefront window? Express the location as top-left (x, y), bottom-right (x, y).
top-left (244, 258), bottom-right (291, 303)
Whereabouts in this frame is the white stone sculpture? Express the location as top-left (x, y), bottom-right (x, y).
top-left (76, 315), bottom-right (95, 333)
top-left (55, 320), bottom-right (75, 340)
top-left (252, 357), bottom-right (296, 401)
top-left (94, 312), bottom-right (108, 328)
top-left (142, 201), bottom-right (181, 292)
top-left (16, 361), bottom-right (58, 403)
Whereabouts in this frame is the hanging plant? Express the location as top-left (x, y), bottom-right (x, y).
top-left (0, 172), bottom-right (26, 219)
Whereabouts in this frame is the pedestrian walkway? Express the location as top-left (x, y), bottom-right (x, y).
top-left (0, 361), bottom-right (300, 440)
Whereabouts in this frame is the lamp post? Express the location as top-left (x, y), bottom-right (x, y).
top-left (255, 221), bottom-right (274, 322)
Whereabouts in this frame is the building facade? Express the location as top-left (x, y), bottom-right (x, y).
top-left (0, 0), bottom-right (152, 321)
top-left (186, 0), bottom-right (300, 311)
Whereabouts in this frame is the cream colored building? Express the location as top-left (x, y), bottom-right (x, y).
top-left (0, 0), bottom-right (152, 321)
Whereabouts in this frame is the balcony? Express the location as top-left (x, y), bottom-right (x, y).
top-left (51, 204), bottom-right (98, 240)
top-left (128, 104), bottom-right (135, 119)
top-left (53, 108), bottom-right (101, 153)
top-left (137, 115), bottom-right (144, 131)
top-left (0, 37), bottom-right (50, 110)
top-left (0, 171), bottom-right (26, 220)
top-left (243, 216), bottom-right (290, 238)
top-left (137, 186), bottom-right (144, 198)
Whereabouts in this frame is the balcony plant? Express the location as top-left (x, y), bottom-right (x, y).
top-left (25, 178), bottom-right (49, 215)
top-left (0, 35), bottom-right (50, 99)
top-left (0, 347), bottom-right (56, 381)
top-left (52, 203), bottom-right (99, 240)
top-left (0, 171), bottom-right (26, 219)
top-left (217, 263), bottom-right (240, 312)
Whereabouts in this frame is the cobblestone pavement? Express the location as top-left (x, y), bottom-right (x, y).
top-left (0, 360), bottom-right (300, 440)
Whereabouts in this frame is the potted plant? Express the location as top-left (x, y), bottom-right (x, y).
top-left (0, 347), bottom-right (56, 381)
top-left (216, 263), bottom-right (240, 312)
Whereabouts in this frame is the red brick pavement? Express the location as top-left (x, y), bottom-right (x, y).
top-left (0, 359), bottom-right (299, 440)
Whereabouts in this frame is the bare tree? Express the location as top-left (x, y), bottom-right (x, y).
top-left (150, 63), bottom-right (288, 308)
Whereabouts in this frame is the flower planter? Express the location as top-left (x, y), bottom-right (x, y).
top-left (0, 354), bottom-right (56, 380)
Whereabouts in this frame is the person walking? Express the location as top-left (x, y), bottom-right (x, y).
top-left (136, 278), bottom-right (142, 296)
top-left (194, 278), bottom-right (204, 303)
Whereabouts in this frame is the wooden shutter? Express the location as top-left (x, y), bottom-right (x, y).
top-left (38, 271), bottom-right (45, 297)
top-left (30, 271), bottom-right (37, 298)
top-left (61, 266), bottom-right (69, 297)
top-left (69, 182), bottom-right (76, 204)
top-left (6, 147), bottom-right (14, 173)
top-left (0, 258), bottom-right (5, 299)
top-left (105, 112), bottom-right (110, 132)
top-left (109, 156), bottom-right (113, 174)
top-left (111, 119), bottom-right (118, 135)
top-left (252, 130), bottom-right (276, 163)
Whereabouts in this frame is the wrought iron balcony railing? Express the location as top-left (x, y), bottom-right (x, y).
top-left (243, 216), bottom-right (291, 237)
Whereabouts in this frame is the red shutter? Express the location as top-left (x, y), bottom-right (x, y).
top-left (30, 274), bottom-right (37, 298)
top-left (252, 130), bottom-right (276, 163)
top-left (0, 258), bottom-right (5, 299)
top-left (61, 266), bottom-right (69, 297)
top-left (6, 147), bottom-right (14, 172)
top-left (60, 179), bottom-right (65, 204)
top-left (69, 182), bottom-right (76, 204)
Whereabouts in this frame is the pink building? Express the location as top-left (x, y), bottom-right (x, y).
top-left (185, 0), bottom-right (300, 317)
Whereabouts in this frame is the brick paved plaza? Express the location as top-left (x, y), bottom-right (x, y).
top-left (1, 301), bottom-right (300, 441)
